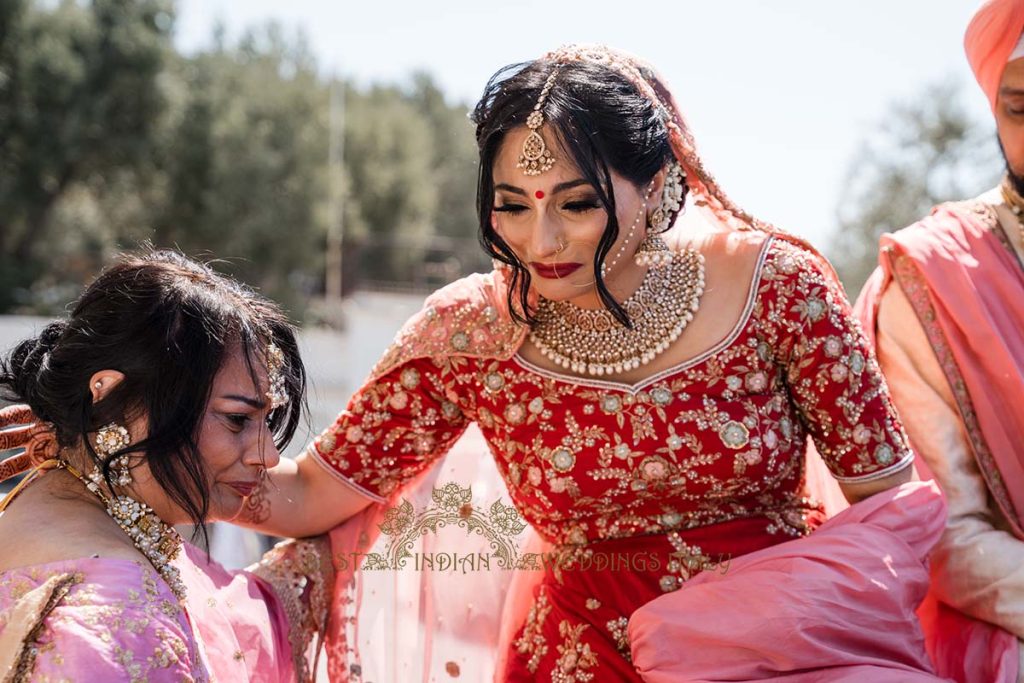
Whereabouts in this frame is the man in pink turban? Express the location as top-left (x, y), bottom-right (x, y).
top-left (854, 2), bottom-right (1024, 682)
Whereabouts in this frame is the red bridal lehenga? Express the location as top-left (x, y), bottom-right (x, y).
top-left (311, 45), bottom-right (947, 683)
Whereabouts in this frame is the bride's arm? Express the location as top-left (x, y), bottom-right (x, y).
top-left (234, 355), bottom-right (471, 538)
top-left (232, 448), bottom-right (374, 538)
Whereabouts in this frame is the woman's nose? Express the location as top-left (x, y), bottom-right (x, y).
top-left (245, 427), bottom-right (281, 470)
top-left (531, 215), bottom-right (564, 259)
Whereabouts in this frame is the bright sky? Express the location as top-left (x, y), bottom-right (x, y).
top-left (175, 0), bottom-right (990, 251)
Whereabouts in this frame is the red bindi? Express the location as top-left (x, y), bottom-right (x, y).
top-left (535, 190), bottom-right (545, 199)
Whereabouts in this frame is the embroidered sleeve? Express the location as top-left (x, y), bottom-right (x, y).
top-left (761, 241), bottom-right (914, 482)
top-left (7, 572), bottom-right (203, 682)
top-left (248, 537), bottom-right (333, 682)
top-left (310, 356), bottom-right (472, 501)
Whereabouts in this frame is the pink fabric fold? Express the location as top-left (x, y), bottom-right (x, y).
top-left (628, 481), bottom-right (948, 682)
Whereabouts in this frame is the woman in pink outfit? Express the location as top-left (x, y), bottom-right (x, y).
top-left (0, 251), bottom-right (332, 682)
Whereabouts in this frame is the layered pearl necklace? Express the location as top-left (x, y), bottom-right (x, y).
top-left (61, 460), bottom-right (186, 601)
top-left (529, 248), bottom-right (705, 377)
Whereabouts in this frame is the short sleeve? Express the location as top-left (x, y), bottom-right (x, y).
top-left (310, 356), bottom-right (471, 501)
top-left (760, 241), bottom-right (914, 482)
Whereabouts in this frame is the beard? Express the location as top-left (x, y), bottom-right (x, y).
top-left (998, 137), bottom-right (1024, 196)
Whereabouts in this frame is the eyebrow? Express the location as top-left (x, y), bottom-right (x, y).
top-left (1001, 87), bottom-right (1024, 97)
top-left (221, 394), bottom-right (267, 409)
top-left (494, 179), bottom-right (591, 196)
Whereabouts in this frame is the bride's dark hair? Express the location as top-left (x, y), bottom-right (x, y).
top-left (0, 250), bottom-right (306, 532)
top-left (472, 59), bottom-right (687, 326)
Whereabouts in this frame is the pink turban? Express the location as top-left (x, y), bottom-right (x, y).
top-left (965, 0), bottom-right (1024, 111)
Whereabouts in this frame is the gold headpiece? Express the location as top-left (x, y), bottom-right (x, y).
top-left (266, 343), bottom-right (288, 410)
top-left (517, 67), bottom-right (561, 176)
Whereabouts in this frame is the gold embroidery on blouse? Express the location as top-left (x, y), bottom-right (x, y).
top-left (515, 587), bottom-right (553, 673)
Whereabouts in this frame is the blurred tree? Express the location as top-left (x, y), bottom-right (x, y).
top-left (0, 0), bottom-right (174, 311)
top-left (152, 24), bottom-right (330, 316)
top-left (828, 80), bottom-right (1001, 295)
top-left (0, 2), bottom-right (485, 319)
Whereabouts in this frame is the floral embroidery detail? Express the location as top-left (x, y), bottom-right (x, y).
top-left (639, 456), bottom-right (670, 482)
top-left (345, 425), bottom-right (364, 443)
top-left (805, 297), bottom-right (826, 321)
top-left (824, 336), bottom-right (843, 358)
top-left (650, 386), bottom-right (673, 406)
top-left (441, 400), bottom-right (461, 420)
top-left (553, 620), bottom-right (598, 683)
top-left (849, 350), bottom-right (866, 374)
top-left (585, 598), bottom-right (601, 610)
top-left (485, 372), bottom-right (505, 392)
top-left (719, 421), bottom-right (750, 449)
top-left (515, 589), bottom-right (553, 674)
top-left (599, 395), bottom-right (622, 414)
top-left (400, 367), bottom-right (421, 390)
top-left (551, 448), bottom-right (576, 473)
top-left (606, 616), bottom-right (631, 662)
top-left (505, 403), bottom-right (526, 425)
top-left (875, 443), bottom-right (896, 465)
top-left (450, 331), bottom-right (470, 351)
top-left (529, 397), bottom-right (545, 414)
top-left (745, 371), bottom-right (769, 392)
top-left (389, 391), bottom-right (409, 410)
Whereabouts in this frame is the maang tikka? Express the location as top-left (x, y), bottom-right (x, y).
top-left (517, 67), bottom-right (561, 176)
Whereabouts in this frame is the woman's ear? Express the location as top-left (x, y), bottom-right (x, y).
top-left (88, 370), bottom-right (126, 404)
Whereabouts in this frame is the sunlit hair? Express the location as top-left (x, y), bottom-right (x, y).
top-left (0, 250), bottom-right (307, 540)
top-left (472, 59), bottom-right (687, 326)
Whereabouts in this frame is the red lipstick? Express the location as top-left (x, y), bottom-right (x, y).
top-left (531, 262), bottom-right (583, 279)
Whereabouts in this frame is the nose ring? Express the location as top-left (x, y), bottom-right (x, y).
top-left (555, 237), bottom-right (566, 254)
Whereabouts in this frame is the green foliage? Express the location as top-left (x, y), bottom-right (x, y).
top-left (828, 80), bottom-right (1001, 294)
top-left (0, 1), bottom-right (483, 320)
top-left (0, 0), bottom-right (174, 311)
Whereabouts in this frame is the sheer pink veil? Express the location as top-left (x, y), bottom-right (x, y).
top-left (319, 44), bottom-right (850, 682)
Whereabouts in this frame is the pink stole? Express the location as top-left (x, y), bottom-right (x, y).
top-left (854, 199), bottom-right (1024, 683)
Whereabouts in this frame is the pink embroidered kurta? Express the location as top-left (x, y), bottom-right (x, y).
top-left (0, 537), bottom-right (330, 681)
top-left (313, 237), bottom-right (920, 681)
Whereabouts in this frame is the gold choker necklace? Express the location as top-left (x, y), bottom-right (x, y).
top-left (999, 174), bottom-right (1024, 246)
top-left (529, 248), bottom-right (705, 377)
top-left (61, 461), bottom-right (186, 601)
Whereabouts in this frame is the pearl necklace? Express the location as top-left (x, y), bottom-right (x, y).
top-left (529, 248), bottom-right (706, 376)
top-left (61, 461), bottom-right (186, 601)
top-left (999, 174), bottom-right (1024, 246)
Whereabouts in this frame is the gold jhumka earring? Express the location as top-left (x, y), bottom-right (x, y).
top-left (634, 162), bottom-right (686, 269)
top-left (95, 422), bottom-right (132, 486)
